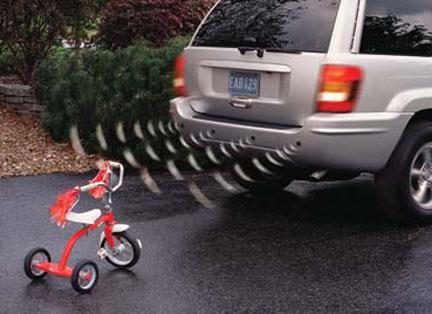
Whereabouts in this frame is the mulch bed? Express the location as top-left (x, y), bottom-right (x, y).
top-left (0, 105), bottom-right (99, 178)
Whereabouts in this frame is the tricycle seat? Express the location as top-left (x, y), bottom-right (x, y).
top-left (66, 209), bottom-right (102, 225)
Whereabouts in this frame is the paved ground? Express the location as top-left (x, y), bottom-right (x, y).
top-left (2, 171), bottom-right (432, 313)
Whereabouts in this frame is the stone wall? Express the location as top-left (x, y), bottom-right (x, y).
top-left (0, 84), bottom-right (46, 117)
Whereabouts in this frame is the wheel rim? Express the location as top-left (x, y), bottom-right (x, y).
top-left (31, 252), bottom-right (48, 276)
top-left (410, 143), bottom-right (432, 211)
top-left (77, 265), bottom-right (97, 290)
top-left (105, 236), bottom-right (134, 266)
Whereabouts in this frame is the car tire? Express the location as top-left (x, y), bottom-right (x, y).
top-left (375, 121), bottom-right (432, 225)
top-left (229, 159), bottom-right (294, 193)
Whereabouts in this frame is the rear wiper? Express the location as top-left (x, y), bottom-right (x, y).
top-left (238, 47), bottom-right (301, 58)
top-left (266, 48), bottom-right (302, 54)
top-left (238, 46), bottom-right (265, 58)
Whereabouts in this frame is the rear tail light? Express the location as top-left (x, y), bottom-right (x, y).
top-left (173, 54), bottom-right (188, 97)
top-left (316, 64), bottom-right (363, 113)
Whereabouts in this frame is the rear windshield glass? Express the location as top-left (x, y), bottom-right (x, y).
top-left (192, 0), bottom-right (342, 53)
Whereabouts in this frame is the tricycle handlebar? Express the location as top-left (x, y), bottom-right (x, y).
top-left (107, 161), bottom-right (124, 192)
top-left (79, 161), bottom-right (124, 193)
top-left (80, 182), bottom-right (111, 193)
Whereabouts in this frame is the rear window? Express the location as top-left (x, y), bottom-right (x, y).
top-left (192, 0), bottom-right (342, 53)
top-left (360, 0), bottom-right (432, 57)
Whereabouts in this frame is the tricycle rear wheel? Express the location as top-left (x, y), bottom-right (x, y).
top-left (24, 247), bottom-right (51, 280)
top-left (101, 231), bottom-right (141, 269)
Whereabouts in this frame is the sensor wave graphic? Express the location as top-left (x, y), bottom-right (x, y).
top-left (69, 115), bottom-right (294, 209)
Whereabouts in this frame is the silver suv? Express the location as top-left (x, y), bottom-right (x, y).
top-left (170, 0), bottom-right (432, 225)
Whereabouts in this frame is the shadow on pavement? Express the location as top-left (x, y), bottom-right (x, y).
top-left (172, 179), bottom-right (419, 312)
top-left (223, 179), bottom-right (389, 227)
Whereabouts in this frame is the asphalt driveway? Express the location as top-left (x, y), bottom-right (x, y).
top-left (1, 171), bottom-right (432, 313)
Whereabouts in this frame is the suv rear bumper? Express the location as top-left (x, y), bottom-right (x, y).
top-left (170, 97), bottom-right (413, 172)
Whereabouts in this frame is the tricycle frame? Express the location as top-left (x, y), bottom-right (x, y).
top-left (34, 211), bottom-right (117, 278)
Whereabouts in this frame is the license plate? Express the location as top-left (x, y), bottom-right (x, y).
top-left (228, 71), bottom-right (260, 97)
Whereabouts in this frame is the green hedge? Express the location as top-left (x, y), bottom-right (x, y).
top-left (0, 48), bottom-right (13, 75)
top-left (37, 38), bottom-right (202, 169)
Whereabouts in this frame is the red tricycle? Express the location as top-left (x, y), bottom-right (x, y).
top-left (24, 161), bottom-right (142, 294)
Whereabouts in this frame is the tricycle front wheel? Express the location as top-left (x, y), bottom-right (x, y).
top-left (101, 231), bottom-right (141, 269)
top-left (71, 260), bottom-right (99, 294)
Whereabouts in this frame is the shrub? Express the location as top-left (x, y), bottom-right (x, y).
top-left (98, 0), bottom-right (216, 49)
top-left (0, 48), bottom-right (13, 75)
top-left (37, 37), bottom-right (196, 168)
top-left (0, 0), bottom-right (102, 82)
top-left (0, 0), bottom-right (63, 82)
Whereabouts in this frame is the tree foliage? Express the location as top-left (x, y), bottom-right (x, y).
top-left (60, 0), bottom-right (105, 47)
top-left (0, 0), bottom-right (102, 83)
top-left (98, 0), bottom-right (216, 49)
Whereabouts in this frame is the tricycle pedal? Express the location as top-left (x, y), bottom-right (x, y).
top-left (97, 248), bottom-right (109, 259)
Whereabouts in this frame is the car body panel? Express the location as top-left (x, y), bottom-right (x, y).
top-left (170, 0), bottom-right (432, 173)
